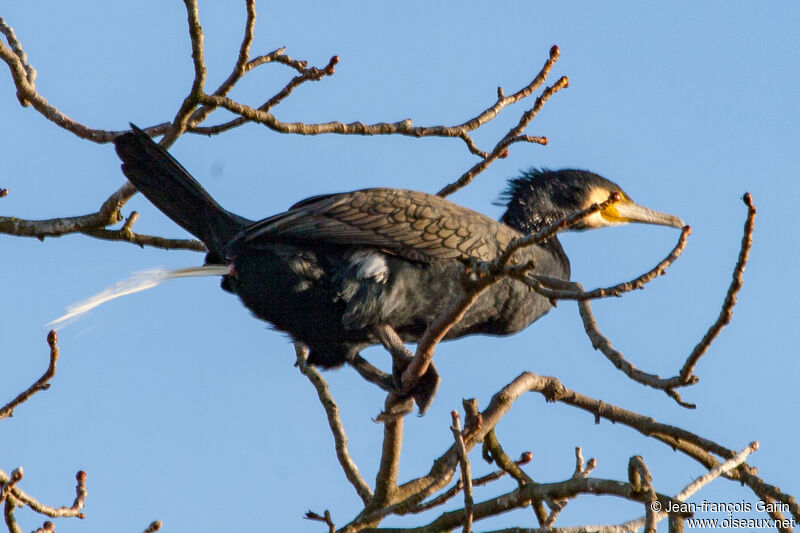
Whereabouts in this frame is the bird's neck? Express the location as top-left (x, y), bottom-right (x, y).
top-left (500, 212), bottom-right (570, 279)
top-left (501, 209), bottom-right (555, 240)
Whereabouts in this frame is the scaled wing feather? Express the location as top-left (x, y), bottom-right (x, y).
top-left (236, 189), bottom-right (521, 263)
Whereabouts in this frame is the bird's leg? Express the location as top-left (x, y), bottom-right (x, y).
top-left (372, 323), bottom-right (414, 387)
top-left (372, 323), bottom-right (441, 414)
top-left (347, 354), bottom-right (395, 392)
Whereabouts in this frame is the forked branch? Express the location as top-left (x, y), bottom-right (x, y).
top-left (338, 372), bottom-right (785, 532)
top-left (1, 3), bottom-right (565, 251)
top-left (525, 194), bottom-right (755, 407)
top-left (2, 3), bottom-right (788, 533)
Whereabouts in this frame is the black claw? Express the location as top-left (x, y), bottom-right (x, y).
top-left (410, 363), bottom-right (441, 415)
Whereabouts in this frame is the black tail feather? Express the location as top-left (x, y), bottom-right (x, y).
top-left (113, 125), bottom-right (250, 260)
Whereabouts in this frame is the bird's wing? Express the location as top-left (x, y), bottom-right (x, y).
top-left (234, 188), bottom-right (521, 263)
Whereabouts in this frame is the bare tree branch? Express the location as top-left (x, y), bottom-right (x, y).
top-left (344, 371), bottom-right (793, 531)
top-left (306, 509), bottom-right (337, 533)
top-left (613, 442), bottom-right (760, 533)
top-left (411, 452), bottom-right (532, 514)
top-left (30, 521), bottom-right (54, 533)
top-left (3, 498), bottom-right (22, 533)
top-left (523, 194), bottom-right (755, 408)
top-left (161, 0), bottom-right (208, 149)
top-left (494, 373), bottom-right (797, 521)
top-left (142, 520), bottom-right (162, 533)
top-left (200, 47), bottom-right (561, 162)
top-left (527, 224), bottom-right (691, 301)
top-left (0, 6), bottom-right (564, 256)
top-left (0, 331), bottom-right (59, 421)
top-left (295, 345), bottom-right (373, 505)
top-left (482, 428), bottom-right (547, 525)
top-left (627, 456), bottom-right (657, 533)
top-left (0, 469), bottom-right (87, 520)
top-left (679, 192), bottom-right (755, 381)
top-left (0, 17), bottom-right (35, 88)
top-left (364, 475), bottom-right (688, 533)
top-left (2, 4), bottom-right (791, 533)
top-left (437, 73), bottom-right (569, 197)
top-left (373, 410), bottom-right (404, 504)
top-left (450, 411), bottom-right (473, 533)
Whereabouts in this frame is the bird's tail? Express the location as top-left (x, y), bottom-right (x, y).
top-left (113, 125), bottom-right (250, 259)
top-left (46, 265), bottom-right (232, 330)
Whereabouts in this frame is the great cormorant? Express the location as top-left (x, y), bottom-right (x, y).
top-left (113, 126), bottom-right (684, 412)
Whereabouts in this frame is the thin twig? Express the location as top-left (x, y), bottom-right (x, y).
top-left (577, 297), bottom-right (700, 407)
top-left (500, 192), bottom-right (620, 268)
top-left (482, 429), bottom-right (547, 525)
top-left (679, 193), bottom-right (755, 381)
top-left (305, 510), bottom-right (336, 533)
top-left (30, 521), bottom-right (54, 533)
top-left (628, 456), bottom-right (657, 533)
top-left (453, 45), bottom-right (560, 136)
top-left (80, 227), bottom-right (206, 252)
top-left (161, 0), bottom-right (207, 148)
top-left (411, 452), bottom-right (532, 514)
top-left (527, 224), bottom-right (691, 301)
top-left (3, 498), bottom-right (22, 533)
top-left (218, 0), bottom-right (256, 97)
top-left (0, 331), bottom-right (59, 420)
top-left (198, 54), bottom-right (338, 135)
top-left (201, 48), bottom-right (561, 160)
top-left (0, 16), bottom-right (35, 86)
top-left (0, 469), bottom-right (87, 519)
top-left (450, 412), bottom-right (473, 533)
top-left (295, 345), bottom-right (373, 505)
top-left (143, 520), bottom-right (162, 533)
top-left (524, 196), bottom-right (754, 408)
top-left (437, 74), bottom-right (569, 197)
top-left (541, 448), bottom-right (595, 527)
top-left (572, 447), bottom-right (595, 479)
top-left (0, 468), bottom-right (22, 503)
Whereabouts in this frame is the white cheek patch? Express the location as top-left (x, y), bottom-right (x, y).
top-left (349, 250), bottom-right (389, 283)
top-left (582, 211), bottom-right (606, 228)
top-left (588, 186), bottom-right (618, 206)
top-left (585, 187), bottom-right (626, 228)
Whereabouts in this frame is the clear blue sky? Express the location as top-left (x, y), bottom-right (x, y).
top-left (2, 2), bottom-right (798, 532)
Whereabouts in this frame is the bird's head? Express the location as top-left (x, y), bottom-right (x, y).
top-left (499, 169), bottom-right (684, 235)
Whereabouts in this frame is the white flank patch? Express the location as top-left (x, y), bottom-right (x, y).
top-left (46, 265), bottom-right (231, 330)
top-left (350, 250), bottom-right (389, 283)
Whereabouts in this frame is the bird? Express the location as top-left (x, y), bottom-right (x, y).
top-left (113, 125), bottom-right (684, 413)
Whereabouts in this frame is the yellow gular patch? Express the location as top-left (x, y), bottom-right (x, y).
top-left (585, 187), bottom-right (630, 227)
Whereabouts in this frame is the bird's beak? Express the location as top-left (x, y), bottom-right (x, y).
top-left (601, 200), bottom-right (685, 229)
